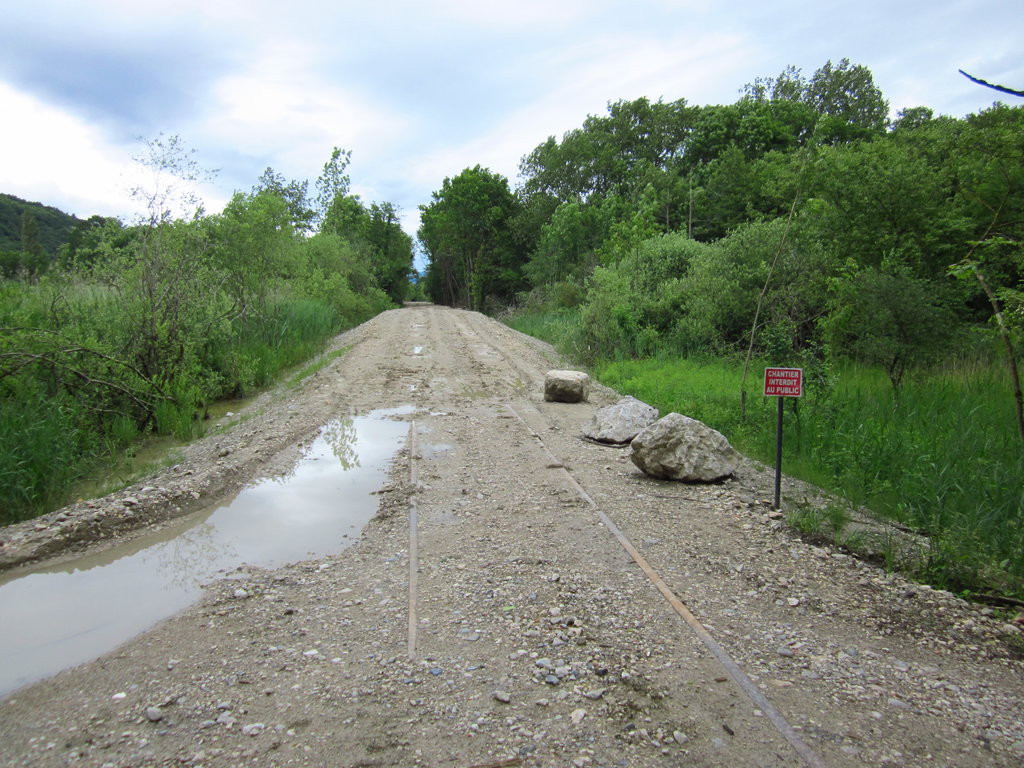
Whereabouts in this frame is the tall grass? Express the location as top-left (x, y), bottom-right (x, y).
top-left (0, 391), bottom-right (88, 517)
top-left (0, 285), bottom-right (361, 525)
top-left (207, 299), bottom-right (341, 397)
top-left (505, 307), bottom-right (1023, 598)
top-left (597, 356), bottom-right (1024, 598)
top-left (504, 307), bottom-right (583, 359)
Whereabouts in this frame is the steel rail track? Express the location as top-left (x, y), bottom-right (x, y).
top-left (403, 308), bottom-right (827, 766)
top-left (503, 400), bottom-right (827, 768)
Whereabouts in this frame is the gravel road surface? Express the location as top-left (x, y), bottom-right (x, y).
top-left (1, 305), bottom-right (1022, 767)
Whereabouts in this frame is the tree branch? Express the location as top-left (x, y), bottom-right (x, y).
top-left (0, 350), bottom-right (169, 413)
top-left (0, 326), bottom-right (170, 400)
top-left (958, 70), bottom-right (1024, 98)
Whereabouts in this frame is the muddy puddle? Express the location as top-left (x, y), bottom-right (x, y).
top-left (0, 406), bottom-right (413, 698)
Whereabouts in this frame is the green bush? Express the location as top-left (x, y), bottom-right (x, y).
top-left (0, 224), bottom-right (395, 523)
top-left (574, 233), bottom-right (713, 361)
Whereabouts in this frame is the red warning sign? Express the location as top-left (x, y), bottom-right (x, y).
top-left (764, 367), bottom-right (803, 397)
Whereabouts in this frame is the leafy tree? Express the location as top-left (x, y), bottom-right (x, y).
top-left (741, 64), bottom-right (807, 103)
top-left (691, 145), bottom-right (763, 240)
top-left (685, 100), bottom-right (816, 168)
top-left (82, 136), bottom-right (228, 410)
top-left (742, 59), bottom-right (888, 144)
top-left (365, 202), bottom-right (414, 303)
top-left (58, 216), bottom-right (129, 269)
top-left (211, 189), bottom-right (298, 311)
top-left (510, 190), bottom-right (559, 258)
top-left (130, 133), bottom-right (212, 225)
top-left (520, 97), bottom-right (696, 203)
top-left (680, 217), bottom-right (831, 355)
top-left (322, 193), bottom-right (371, 241)
top-left (296, 233), bottom-right (391, 326)
top-left (575, 233), bottom-right (713, 360)
top-left (520, 133), bottom-right (594, 203)
top-left (320, 195), bottom-right (413, 303)
top-left (889, 106), bottom-right (935, 132)
top-left (597, 189), bottom-right (660, 266)
top-left (946, 104), bottom-right (1024, 440)
top-left (804, 138), bottom-right (963, 275)
top-left (806, 58), bottom-right (889, 143)
top-left (0, 249), bottom-right (22, 278)
top-left (314, 147), bottom-right (352, 228)
top-left (825, 266), bottom-right (956, 390)
top-left (19, 211), bottom-right (47, 276)
top-left (525, 199), bottom-right (616, 287)
top-left (419, 166), bottom-right (523, 310)
top-left (253, 167), bottom-right (313, 232)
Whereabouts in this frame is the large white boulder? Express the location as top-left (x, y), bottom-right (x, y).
top-left (630, 413), bottom-right (739, 481)
top-left (544, 370), bottom-right (590, 403)
top-left (582, 396), bottom-right (659, 444)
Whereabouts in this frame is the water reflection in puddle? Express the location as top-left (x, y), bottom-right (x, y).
top-left (0, 406), bottom-right (412, 698)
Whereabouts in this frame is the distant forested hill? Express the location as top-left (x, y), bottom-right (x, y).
top-left (0, 193), bottom-right (81, 254)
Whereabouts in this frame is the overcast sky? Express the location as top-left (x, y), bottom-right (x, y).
top-left (1, 0), bottom-right (1020, 246)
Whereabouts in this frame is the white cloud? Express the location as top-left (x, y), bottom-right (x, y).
top-left (2, 0), bottom-right (1019, 237)
top-left (0, 82), bottom-right (140, 218)
top-left (424, 0), bottom-right (599, 29)
top-left (0, 82), bottom-right (234, 220)
top-left (198, 41), bottom-right (413, 185)
top-left (406, 29), bottom-right (750, 193)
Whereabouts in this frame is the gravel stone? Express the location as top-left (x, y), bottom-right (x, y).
top-left (1, 306), bottom-right (1021, 768)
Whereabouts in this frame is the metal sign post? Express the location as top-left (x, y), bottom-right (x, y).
top-left (764, 367), bottom-right (803, 510)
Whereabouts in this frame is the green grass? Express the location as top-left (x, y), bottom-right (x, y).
top-left (286, 346), bottom-right (349, 388)
top-left (597, 356), bottom-right (1024, 599)
top-left (71, 446), bottom-right (185, 502)
top-left (503, 307), bottom-right (583, 359)
top-left (0, 392), bottom-right (89, 520)
top-left (504, 307), bottom-right (1024, 599)
top-left (0, 286), bottom-right (361, 524)
top-left (208, 299), bottom-right (342, 397)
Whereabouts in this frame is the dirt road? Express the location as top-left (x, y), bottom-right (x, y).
top-left (1, 305), bottom-right (1022, 767)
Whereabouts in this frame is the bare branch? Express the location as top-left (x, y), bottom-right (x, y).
top-left (0, 326), bottom-right (168, 396)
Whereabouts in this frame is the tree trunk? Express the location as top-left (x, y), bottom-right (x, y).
top-left (973, 264), bottom-right (1024, 445)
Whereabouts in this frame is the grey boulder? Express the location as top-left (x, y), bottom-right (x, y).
top-left (583, 396), bottom-right (659, 444)
top-left (544, 370), bottom-right (590, 403)
top-left (630, 413), bottom-right (739, 481)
